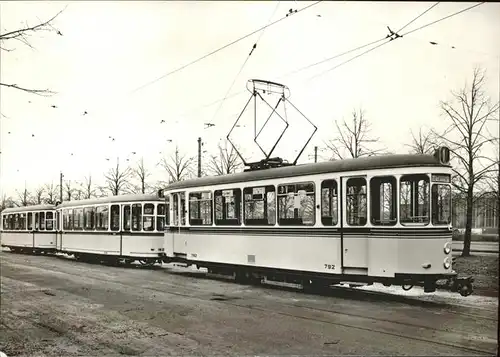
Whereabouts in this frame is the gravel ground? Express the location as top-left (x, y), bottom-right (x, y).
top-left (1, 250), bottom-right (498, 356)
top-left (453, 255), bottom-right (499, 296)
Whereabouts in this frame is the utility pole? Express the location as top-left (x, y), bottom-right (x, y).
top-left (314, 146), bottom-right (318, 163)
top-left (198, 137), bottom-right (202, 178)
top-left (59, 172), bottom-right (63, 203)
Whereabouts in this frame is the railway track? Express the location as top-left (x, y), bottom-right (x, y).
top-left (3, 254), bottom-right (496, 356)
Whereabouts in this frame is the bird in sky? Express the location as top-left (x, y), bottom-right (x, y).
top-left (204, 123), bottom-right (215, 128)
top-left (51, 105), bottom-right (57, 108)
top-left (83, 111), bottom-right (88, 115)
top-left (430, 41), bottom-right (438, 45)
top-left (160, 120), bottom-right (165, 123)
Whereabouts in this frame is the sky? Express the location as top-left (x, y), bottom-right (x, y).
top-left (1, 1), bottom-right (499, 200)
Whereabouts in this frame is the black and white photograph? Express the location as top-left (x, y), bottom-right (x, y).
top-left (0, 1), bottom-right (498, 356)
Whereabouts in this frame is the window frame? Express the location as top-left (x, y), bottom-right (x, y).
top-left (214, 188), bottom-right (241, 226)
top-left (345, 177), bottom-right (368, 227)
top-left (370, 176), bottom-right (397, 226)
top-left (277, 181), bottom-right (316, 226)
top-left (399, 174), bottom-right (430, 226)
top-left (243, 185), bottom-right (276, 226)
top-left (431, 183), bottom-right (452, 225)
top-left (189, 191), bottom-right (213, 226)
top-left (321, 179), bottom-right (339, 226)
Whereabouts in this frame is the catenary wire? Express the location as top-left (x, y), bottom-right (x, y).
top-left (129, 1), bottom-right (322, 95)
top-left (209, 1), bottom-right (281, 126)
top-left (306, 2), bottom-right (484, 82)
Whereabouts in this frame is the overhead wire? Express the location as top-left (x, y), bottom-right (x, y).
top-left (156, 1), bottom-right (484, 126)
top-left (208, 1), bottom-right (281, 126)
top-left (129, 1), bottom-right (322, 95)
top-left (306, 2), bottom-right (483, 82)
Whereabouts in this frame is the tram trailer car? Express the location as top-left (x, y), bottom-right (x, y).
top-left (55, 194), bottom-right (167, 265)
top-left (1, 204), bottom-right (57, 254)
top-left (162, 147), bottom-right (473, 296)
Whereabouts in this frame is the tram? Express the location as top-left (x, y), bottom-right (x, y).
top-left (161, 147), bottom-right (473, 296)
top-left (54, 194), bottom-right (167, 265)
top-left (0, 204), bottom-right (57, 254)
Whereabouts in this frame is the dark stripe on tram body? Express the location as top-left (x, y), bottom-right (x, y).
top-left (167, 226), bottom-right (451, 237)
top-left (60, 231), bottom-right (164, 237)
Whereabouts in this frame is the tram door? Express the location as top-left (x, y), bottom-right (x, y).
top-left (341, 175), bottom-right (369, 269)
top-left (168, 192), bottom-right (187, 257)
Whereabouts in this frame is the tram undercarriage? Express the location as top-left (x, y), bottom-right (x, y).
top-left (163, 257), bottom-right (474, 297)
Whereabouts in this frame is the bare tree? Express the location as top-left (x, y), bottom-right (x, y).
top-left (64, 180), bottom-right (74, 201)
top-left (160, 146), bottom-right (194, 183)
top-left (133, 157), bottom-right (152, 194)
top-left (15, 187), bottom-right (32, 207)
top-left (33, 186), bottom-right (45, 204)
top-left (208, 140), bottom-right (242, 176)
top-left (406, 127), bottom-right (436, 155)
top-left (104, 161), bottom-right (133, 196)
top-left (44, 182), bottom-right (59, 204)
top-left (0, 194), bottom-right (16, 213)
top-left (326, 107), bottom-right (386, 160)
top-left (0, 8), bottom-right (66, 97)
top-left (83, 175), bottom-right (97, 199)
top-left (433, 67), bottom-right (499, 257)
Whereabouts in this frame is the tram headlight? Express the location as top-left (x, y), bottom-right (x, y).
top-left (443, 257), bottom-right (451, 269)
top-left (444, 242), bottom-right (452, 254)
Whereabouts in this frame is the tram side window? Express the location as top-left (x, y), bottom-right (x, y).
top-left (73, 208), bottom-right (84, 230)
top-left (432, 184), bottom-right (451, 225)
top-left (13, 214), bottom-right (19, 230)
top-left (84, 207), bottom-right (95, 230)
top-left (370, 176), bottom-right (397, 226)
top-left (243, 185), bottom-right (276, 226)
top-left (346, 178), bottom-right (367, 226)
top-left (46, 212), bottom-right (54, 231)
top-left (96, 206), bottom-right (109, 231)
top-left (28, 212), bottom-right (33, 230)
top-left (110, 205), bottom-right (120, 231)
top-left (189, 192), bottom-right (212, 226)
top-left (400, 174), bottom-right (429, 225)
top-left (9, 214), bottom-right (14, 230)
top-left (321, 180), bottom-right (338, 226)
top-left (39, 212), bottom-right (46, 230)
top-left (19, 213), bottom-right (27, 230)
top-left (123, 205), bottom-right (131, 231)
top-left (34, 212), bottom-right (39, 230)
top-left (143, 203), bottom-right (155, 231)
top-left (157, 203), bottom-right (166, 231)
top-left (277, 182), bottom-right (315, 226)
top-left (131, 203), bottom-right (142, 231)
top-left (214, 189), bottom-right (241, 225)
top-left (2, 215), bottom-right (7, 230)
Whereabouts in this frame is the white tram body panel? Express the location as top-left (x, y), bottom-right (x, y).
top-left (56, 194), bottom-right (167, 260)
top-left (164, 154), bottom-right (455, 285)
top-left (1, 205), bottom-right (57, 252)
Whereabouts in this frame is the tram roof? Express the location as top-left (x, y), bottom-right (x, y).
top-left (1, 204), bottom-right (56, 214)
top-left (165, 153), bottom-right (450, 191)
top-left (56, 193), bottom-right (162, 209)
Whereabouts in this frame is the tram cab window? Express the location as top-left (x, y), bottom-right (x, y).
top-left (189, 192), bottom-right (212, 226)
top-left (370, 176), bottom-right (397, 226)
top-left (346, 178), bottom-right (367, 226)
top-left (243, 186), bottom-right (276, 226)
top-left (431, 184), bottom-right (451, 225)
top-left (110, 205), bottom-right (120, 231)
top-left (214, 189), bottom-right (241, 226)
top-left (321, 180), bottom-right (338, 226)
top-left (157, 203), bottom-right (166, 231)
top-left (400, 174), bottom-right (429, 225)
top-left (143, 203), bottom-right (155, 231)
top-left (131, 203), bottom-right (142, 231)
top-left (46, 212), bottom-right (54, 231)
top-left (123, 205), bottom-right (131, 231)
top-left (84, 207), bottom-right (95, 230)
top-left (277, 182), bottom-right (315, 226)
